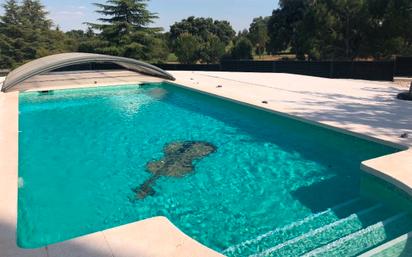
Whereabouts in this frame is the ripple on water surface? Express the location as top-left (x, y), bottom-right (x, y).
top-left (17, 83), bottom-right (399, 250)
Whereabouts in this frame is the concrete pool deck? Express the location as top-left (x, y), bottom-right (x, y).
top-left (1, 70), bottom-right (412, 256)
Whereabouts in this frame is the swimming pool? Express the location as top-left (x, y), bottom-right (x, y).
top-left (18, 83), bottom-right (412, 256)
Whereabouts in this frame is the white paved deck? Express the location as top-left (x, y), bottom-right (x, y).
top-left (1, 71), bottom-right (412, 256)
top-left (171, 71), bottom-right (412, 146)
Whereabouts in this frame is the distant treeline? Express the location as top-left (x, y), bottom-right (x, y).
top-left (0, 0), bottom-right (411, 69)
top-left (267, 0), bottom-right (412, 60)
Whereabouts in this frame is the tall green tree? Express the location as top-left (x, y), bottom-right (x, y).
top-left (248, 16), bottom-right (270, 57)
top-left (236, 29), bottom-right (249, 39)
top-left (0, 0), bottom-right (23, 67)
top-left (363, 0), bottom-right (412, 58)
top-left (20, 0), bottom-right (51, 30)
top-left (267, 0), bottom-right (311, 60)
top-left (87, 0), bottom-right (167, 61)
top-left (169, 16), bottom-right (236, 45)
top-left (199, 34), bottom-right (226, 63)
top-left (20, 0), bottom-right (55, 59)
top-left (0, 0), bottom-right (65, 68)
top-left (231, 37), bottom-right (253, 59)
top-left (174, 33), bottom-right (201, 64)
top-left (320, 0), bottom-right (369, 59)
top-left (0, 0), bottom-right (20, 35)
top-left (169, 16), bottom-right (235, 63)
top-left (266, 0), bottom-right (412, 60)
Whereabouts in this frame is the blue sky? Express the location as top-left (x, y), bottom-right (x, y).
top-left (0, 0), bottom-right (279, 32)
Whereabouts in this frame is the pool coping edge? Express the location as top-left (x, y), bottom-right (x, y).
top-left (167, 79), bottom-right (412, 202)
top-left (0, 90), bottom-right (224, 257)
top-left (2, 72), bottom-right (412, 256)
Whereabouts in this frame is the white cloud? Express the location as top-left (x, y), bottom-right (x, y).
top-left (57, 10), bottom-right (84, 16)
top-left (48, 6), bottom-right (88, 29)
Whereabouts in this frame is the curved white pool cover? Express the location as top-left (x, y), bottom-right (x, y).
top-left (0, 52), bottom-right (175, 92)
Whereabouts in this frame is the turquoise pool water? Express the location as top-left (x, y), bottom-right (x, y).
top-left (18, 83), bottom-right (402, 253)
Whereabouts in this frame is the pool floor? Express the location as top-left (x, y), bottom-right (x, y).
top-left (18, 83), bottom-right (405, 254)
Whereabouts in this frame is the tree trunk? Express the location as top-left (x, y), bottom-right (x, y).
top-left (345, 12), bottom-right (350, 59)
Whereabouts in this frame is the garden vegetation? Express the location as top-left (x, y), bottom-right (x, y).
top-left (0, 0), bottom-right (411, 68)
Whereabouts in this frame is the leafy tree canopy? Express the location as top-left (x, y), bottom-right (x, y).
top-left (88, 0), bottom-right (159, 43)
top-left (170, 16), bottom-right (235, 63)
top-left (248, 16), bottom-right (270, 56)
top-left (2, 0), bottom-right (412, 68)
top-left (267, 0), bottom-right (412, 60)
top-left (0, 0), bottom-right (65, 68)
top-left (170, 16), bottom-right (235, 45)
top-left (174, 33), bottom-right (201, 64)
top-left (231, 37), bottom-right (253, 59)
top-left (199, 34), bottom-right (226, 64)
top-left (82, 0), bottom-right (169, 62)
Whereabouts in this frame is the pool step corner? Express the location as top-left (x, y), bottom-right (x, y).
top-left (223, 199), bottom-right (412, 257)
top-left (223, 198), bottom-right (373, 256)
top-left (301, 212), bottom-right (412, 257)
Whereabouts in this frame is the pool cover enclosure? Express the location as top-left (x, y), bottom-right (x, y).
top-left (0, 53), bottom-right (175, 92)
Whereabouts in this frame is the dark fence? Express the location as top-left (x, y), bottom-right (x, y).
top-left (156, 63), bottom-right (221, 71)
top-left (1, 60), bottom-right (402, 81)
top-left (0, 69), bottom-right (9, 76)
top-left (157, 60), bottom-right (395, 81)
top-left (395, 57), bottom-right (412, 77)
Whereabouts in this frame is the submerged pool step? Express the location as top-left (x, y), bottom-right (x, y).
top-left (358, 231), bottom-right (412, 257)
top-left (301, 212), bottom-right (412, 257)
top-left (223, 198), bottom-right (371, 257)
top-left (250, 203), bottom-right (395, 257)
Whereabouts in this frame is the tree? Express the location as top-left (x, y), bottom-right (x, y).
top-left (248, 17), bottom-right (270, 57)
top-left (199, 35), bottom-right (226, 63)
top-left (169, 16), bottom-right (236, 63)
top-left (0, 0), bottom-right (23, 68)
top-left (131, 33), bottom-right (169, 62)
top-left (169, 16), bottom-right (235, 45)
top-left (265, 0), bottom-right (412, 60)
top-left (174, 33), bottom-right (201, 64)
top-left (0, 0), bottom-right (66, 68)
top-left (86, 0), bottom-right (167, 61)
top-left (231, 37), bottom-right (253, 59)
top-left (212, 20), bottom-right (237, 45)
top-left (363, 0), bottom-right (412, 58)
top-left (20, 0), bottom-right (51, 31)
top-left (89, 0), bottom-right (158, 41)
top-left (236, 29), bottom-right (249, 39)
top-left (319, 0), bottom-right (369, 59)
top-left (20, 0), bottom-right (54, 59)
top-left (267, 0), bottom-right (310, 60)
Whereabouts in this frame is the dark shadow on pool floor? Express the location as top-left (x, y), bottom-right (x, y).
top-left (291, 175), bottom-right (359, 214)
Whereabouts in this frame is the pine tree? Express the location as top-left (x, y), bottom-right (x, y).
top-left (20, 0), bottom-right (54, 59)
top-left (0, 0), bottom-right (25, 68)
top-left (20, 0), bottom-right (51, 31)
top-left (1, 0), bottom-right (19, 31)
top-left (0, 0), bottom-right (68, 68)
top-left (88, 0), bottom-right (160, 56)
